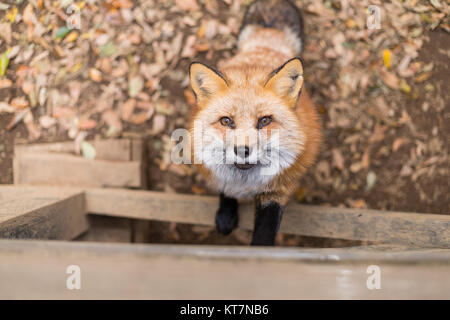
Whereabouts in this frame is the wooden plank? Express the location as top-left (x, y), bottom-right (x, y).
top-left (0, 185), bottom-right (80, 202)
top-left (0, 240), bottom-right (448, 299)
top-left (14, 152), bottom-right (142, 188)
top-left (13, 139), bottom-right (146, 188)
top-left (131, 220), bottom-right (152, 243)
top-left (86, 188), bottom-right (450, 248)
top-left (14, 139), bottom-right (132, 161)
top-left (0, 187), bottom-right (87, 240)
top-left (75, 215), bottom-right (132, 243)
top-left (130, 139), bottom-right (148, 189)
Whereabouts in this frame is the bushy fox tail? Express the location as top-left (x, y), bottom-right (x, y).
top-left (239, 0), bottom-right (304, 55)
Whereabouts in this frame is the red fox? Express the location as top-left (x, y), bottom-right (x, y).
top-left (188, 0), bottom-right (322, 245)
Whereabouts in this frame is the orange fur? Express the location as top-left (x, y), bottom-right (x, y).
top-left (189, 27), bottom-right (322, 206)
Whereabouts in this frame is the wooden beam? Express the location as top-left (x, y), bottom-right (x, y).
top-left (130, 139), bottom-right (148, 189)
top-left (0, 240), bottom-right (448, 299)
top-left (13, 139), bottom-right (146, 188)
top-left (14, 139), bottom-right (133, 161)
top-left (0, 187), bottom-right (88, 240)
top-left (14, 152), bottom-right (142, 188)
top-left (75, 215), bottom-right (132, 243)
top-left (86, 188), bottom-right (450, 248)
top-left (2, 185), bottom-right (448, 247)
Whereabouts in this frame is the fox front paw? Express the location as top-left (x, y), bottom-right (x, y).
top-left (215, 194), bottom-right (238, 235)
top-left (250, 201), bottom-right (283, 246)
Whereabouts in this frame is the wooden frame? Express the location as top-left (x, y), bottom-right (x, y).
top-left (13, 139), bottom-right (147, 188)
top-left (1, 139), bottom-right (449, 299)
top-left (0, 185), bottom-right (449, 299)
top-left (0, 187), bottom-right (87, 240)
top-left (86, 188), bottom-right (450, 248)
top-left (0, 239), bottom-right (449, 299)
top-left (2, 186), bottom-right (449, 248)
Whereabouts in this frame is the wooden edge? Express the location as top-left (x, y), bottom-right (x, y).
top-left (14, 152), bottom-right (142, 188)
top-left (0, 240), bottom-right (449, 299)
top-left (130, 138), bottom-right (147, 189)
top-left (0, 189), bottom-right (88, 240)
top-left (1, 240), bottom-right (450, 263)
top-left (1, 185), bottom-right (448, 247)
top-left (75, 215), bottom-right (133, 243)
top-left (85, 188), bottom-right (450, 248)
top-left (14, 139), bottom-right (133, 161)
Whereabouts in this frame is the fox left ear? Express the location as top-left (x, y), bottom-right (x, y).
top-left (264, 58), bottom-right (304, 107)
top-left (189, 62), bottom-right (228, 104)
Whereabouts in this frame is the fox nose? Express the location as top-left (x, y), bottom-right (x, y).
top-left (234, 146), bottom-right (250, 159)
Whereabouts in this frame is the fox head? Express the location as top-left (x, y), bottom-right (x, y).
top-left (189, 58), bottom-right (306, 196)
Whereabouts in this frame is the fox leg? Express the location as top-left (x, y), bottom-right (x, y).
top-left (251, 193), bottom-right (286, 246)
top-left (215, 193), bottom-right (239, 235)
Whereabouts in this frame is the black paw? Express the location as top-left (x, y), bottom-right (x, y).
top-left (250, 237), bottom-right (275, 246)
top-left (250, 201), bottom-right (282, 246)
top-left (215, 194), bottom-right (238, 235)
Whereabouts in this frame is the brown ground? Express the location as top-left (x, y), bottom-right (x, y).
top-left (0, 0), bottom-right (448, 246)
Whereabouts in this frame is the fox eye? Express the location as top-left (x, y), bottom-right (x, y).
top-left (219, 117), bottom-right (234, 127)
top-left (258, 116), bottom-right (273, 129)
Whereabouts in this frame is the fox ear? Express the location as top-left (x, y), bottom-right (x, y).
top-left (189, 62), bottom-right (228, 103)
top-left (264, 58), bottom-right (304, 107)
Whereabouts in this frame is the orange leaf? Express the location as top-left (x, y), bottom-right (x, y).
top-left (89, 68), bottom-right (102, 82)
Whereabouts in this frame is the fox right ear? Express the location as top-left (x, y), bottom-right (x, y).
top-left (189, 62), bottom-right (228, 103)
top-left (264, 58), bottom-right (304, 107)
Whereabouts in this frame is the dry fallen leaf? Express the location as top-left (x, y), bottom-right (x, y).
top-left (64, 31), bottom-right (79, 43)
top-left (392, 138), bottom-right (407, 152)
top-left (102, 109), bottom-right (123, 134)
top-left (175, 0), bottom-right (200, 11)
top-left (361, 147), bottom-right (370, 170)
top-left (181, 35), bottom-right (197, 58)
top-left (331, 148), bottom-right (345, 170)
top-left (78, 118), bottom-right (98, 130)
top-left (81, 141), bottom-right (96, 160)
top-left (11, 97), bottom-right (29, 109)
top-left (414, 72), bottom-right (433, 83)
top-left (129, 76), bottom-right (144, 98)
top-left (39, 115), bottom-right (56, 129)
top-left (0, 102), bottom-right (14, 113)
top-left (0, 78), bottom-right (12, 89)
top-left (0, 22), bottom-right (12, 44)
top-left (381, 69), bottom-right (399, 89)
top-left (152, 114), bottom-right (166, 134)
top-left (382, 49), bottom-right (392, 69)
top-left (89, 68), bottom-right (102, 82)
top-left (121, 98), bottom-right (136, 121)
top-left (365, 171), bottom-right (377, 192)
top-left (22, 3), bottom-right (36, 26)
top-left (23, 110), bottom-right (41, 141)
top-left (346, 199), bottom-right (367, 209)
top-left (129, 110), bottom-right (153, 124)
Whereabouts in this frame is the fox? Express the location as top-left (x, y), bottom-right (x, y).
top-left (188, 0), bottom-right (322, 246)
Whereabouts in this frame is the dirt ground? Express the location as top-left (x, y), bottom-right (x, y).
top-left (0, 1), bottom-right (449, 245)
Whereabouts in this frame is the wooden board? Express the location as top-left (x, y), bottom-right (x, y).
top-left (13, 139), bottom-right (146, 188)
top-left (14, 152), bottom-right (142, 188)
top-left (74, 215), bottom-right (133, 243)
top-left (1, 185), bottom-right (449, 247)
top-left (14, 139), bottom-right (133, 161)
top-left (0, 240), bottom-right (448, 299)
top-left (86, 188), bottom-right (450, 248)
top-left (0, 187), bottom-right (87, 240)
